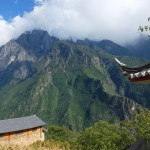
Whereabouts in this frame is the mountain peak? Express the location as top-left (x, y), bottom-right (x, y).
top-left (16, 30), bottom-right (58, 57)
top-left (97, 40), bottom-right (129, 56)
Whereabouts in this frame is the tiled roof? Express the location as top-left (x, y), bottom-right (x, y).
top-left (115, 58), bottom-right (150, 73)
top-left (0, 115), bottom-right (46, 134)
top-left (115, 58), bottom-right (150, 83)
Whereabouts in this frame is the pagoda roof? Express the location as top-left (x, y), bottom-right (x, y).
top-left (0, 115), bottom-right (46, 134)
top-left (115, 58), bottom-right (150, 83)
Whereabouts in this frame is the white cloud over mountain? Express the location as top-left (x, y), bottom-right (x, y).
top-left (0, 0), bottom-right (150, 46)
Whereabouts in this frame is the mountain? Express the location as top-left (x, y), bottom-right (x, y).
top-left (96, 40), bottom-right (129, 56)
top-left (76, 39), bottom-right (129, 56)
top-left (0, 30), bottom-right (149, 130)
top-left (127, 36), bottom-right (150, 60)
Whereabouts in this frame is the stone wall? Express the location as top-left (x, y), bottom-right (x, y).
top-left (0, 127), bottom-right (45, 146)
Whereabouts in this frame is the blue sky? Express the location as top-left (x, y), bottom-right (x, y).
top-left (0, 0), bottom-right (150, 46)
top-left (0, 0), bottom-right (35, 20)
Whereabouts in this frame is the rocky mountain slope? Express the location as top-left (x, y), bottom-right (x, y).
top-left (0, 30), bottom-right (149, 130)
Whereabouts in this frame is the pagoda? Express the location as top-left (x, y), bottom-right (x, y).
top-left (115, 58), bottom-right (150, 84)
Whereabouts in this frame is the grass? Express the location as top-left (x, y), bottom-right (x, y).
top-left (0, 140), bottom-right (71, 150)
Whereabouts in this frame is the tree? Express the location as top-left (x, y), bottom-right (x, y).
top-left (78, 121), bottom-right (122, 150)
top-left (46, 125), bottom-right (77, 142)
top-left (78, 108), bottom-right (150, 150)
top-left (121, 108), bottom-right (150, 140)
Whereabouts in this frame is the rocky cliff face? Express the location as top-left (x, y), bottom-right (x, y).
top-left (16, 30), bottom-right (58, 57)
top-left (0, 30), bottom-right (149, 130)
top-left (0, 40), bottom-right (34, 70)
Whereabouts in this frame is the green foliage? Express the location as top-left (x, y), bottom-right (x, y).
top-left (30, 140), bottom-right (71, 150)
top-left (78, 121), bottom-right (121, 150)
top-left (46, 125), bottom-right (77, 142)
top-left (122, 108), bottom-right (150, 140)
top-left (77, 109), bottom-right (150, 150)
top-left (45, 125), bottom-right (79, 150)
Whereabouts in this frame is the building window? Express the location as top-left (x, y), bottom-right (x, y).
top-left (0, 134), bottom-right (4, 138)
top-left (16, 131), bottom-right (21, 136)
top-left (32, 128), bottom-right (37, 132)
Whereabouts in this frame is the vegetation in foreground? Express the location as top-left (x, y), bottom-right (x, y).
top-left (1, 108), bottom-right (150, 150)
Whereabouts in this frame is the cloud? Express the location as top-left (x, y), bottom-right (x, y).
top-left (0, 0), bottom-right (150, 46)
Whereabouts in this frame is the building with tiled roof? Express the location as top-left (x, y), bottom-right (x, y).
top-left (0, 115), bottom-right (46, 145)
top-left (115, 58), bottom-right (150, 84)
